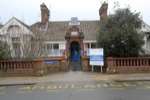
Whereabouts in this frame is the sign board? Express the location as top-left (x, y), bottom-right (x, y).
top-left (69, 17), bottom-right (80, 26)
top-left (44, 60), bottom-right (59, 64)
top-left (89, 48), bottom-right (104, 66)
top-left (71, 31), bottom-right (78, 36)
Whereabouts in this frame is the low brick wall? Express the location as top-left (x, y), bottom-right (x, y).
top-left (82, 56), bottom-right (91, 71)
top-left (0, 56), bottom-right (69, 76)
top-left (43, 56), bottom-right (69, 73)
top-left (106, 57), bottom-right (150, 73)
top-left (0, 59), bottom-right (35, 76)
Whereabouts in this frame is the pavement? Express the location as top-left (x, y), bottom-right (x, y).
top-left (1, 72), bottom-right (150, 100)
top-left (1, 71), bottom-right (150, 86)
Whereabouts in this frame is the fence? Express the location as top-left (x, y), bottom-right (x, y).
top-left (0, 60), bottom-right (36, 76)
top-left (106, 57), bottom-right (150, 73)
top-left (0, 56), bottom-right (68, 76)
top-left (2, 56), bottom-right (150, 75)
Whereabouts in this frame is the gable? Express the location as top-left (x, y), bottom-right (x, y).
top-left (0, 17), bottom-right (33, 36)
top-left (141, 22), bottom-right (150, 32)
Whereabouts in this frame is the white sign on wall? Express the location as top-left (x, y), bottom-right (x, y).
top-left (71, 32), bottom-right (78, 36)
top-left (69, 17), bottom-right (80, 26)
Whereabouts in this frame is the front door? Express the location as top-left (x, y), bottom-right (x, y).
top-left (70, 41), bottom-right (81, 71)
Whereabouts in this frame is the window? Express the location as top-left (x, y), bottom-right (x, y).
top-left (12, 43), bottom-right (21, 58)
top-left (46, 43), bottom-right (63, 56)
top-left (47, 44), bottom-right (52, 49)
top-left (12, 37), bottom-right (20, 41)
top-left (53, 43), bottom-right (59, 49)
top-left (84, 42), bottom-right (97, 56)
top-left (91, 43), bottom-right (96, 48)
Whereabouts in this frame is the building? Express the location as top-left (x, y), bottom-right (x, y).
top-left (141, 22), bottom-right (150, 54)
top-left (0, 2), bottom-right (150, 70)
top-left (0, 17), bottom-right (33, 58)
top-left (0, 24), bottom-right (3, 29)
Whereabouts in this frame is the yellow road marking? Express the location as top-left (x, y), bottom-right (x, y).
top-left (103, 83), bottom-right (108, 87)
top-left (70, 84), bottom-right (75, 88)
top-left (122, 82), bottom-right (136, 87)
top-left (58, 85), bottom-right (62, 89)
top-left (96, 84), bottom-right (101, 88)
top-left (52, 85), bottom-right (57, 89)
top-left (144, 86), bottom-right (150, 89)
top-left (83, 84), bottom-right (96, 89)
top-left (31, 85), bottom-right (39, 90)
top-left (109, 83), bottom-right (123, 88)
top-left (19, 86), bottom-right (32, 90)
top-left (109, 87), bottom-right (125, 90)
top-left (63, 84), bottom-right (69, 89)
top-left (47, 86), bottom-right (53, 90)
top-left (38, 86), bottom-right (45, 90)
top-left (47, 85), bottom-right (57, 90)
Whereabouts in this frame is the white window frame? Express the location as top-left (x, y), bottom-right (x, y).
top-left (44, 41), bottom-right (66, 57)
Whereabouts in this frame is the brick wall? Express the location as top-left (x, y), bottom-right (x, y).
top-left (106, 57), bottom-right (150, 73)
top-left (82, 56), bottom-right (91, 71)
top-left (0, 56), bottom-right (69, 76)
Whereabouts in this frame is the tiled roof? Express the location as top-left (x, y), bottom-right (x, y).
top-left (13, 17), bottom-right (30, 30)
top-left (31, 20), bottom-right (100, 41)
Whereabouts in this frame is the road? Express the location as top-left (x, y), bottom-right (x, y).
top-left (0, 81), bottom-right (150, 100)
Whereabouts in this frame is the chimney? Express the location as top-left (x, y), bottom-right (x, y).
top-left (99, 2), bottom-right (108, 22)
top-left (40, 3), bottom-right (49, 24)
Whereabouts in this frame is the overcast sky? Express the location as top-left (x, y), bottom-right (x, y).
top-left (0, 0), bottom-right (150, 25)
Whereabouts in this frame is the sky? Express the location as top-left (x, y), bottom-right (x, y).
top-left (0, 0), bottom-right (150, 25)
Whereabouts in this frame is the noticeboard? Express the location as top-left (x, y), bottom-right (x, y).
top-left (44, 60), bottom-right (59, 64)
top-left (89, 48), bottom-right (104, 66)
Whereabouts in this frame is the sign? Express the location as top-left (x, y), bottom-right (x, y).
top-left (71, 31), bottom-right (78, 36)
top-left (89, 48), bottom-right (104, 66)
top-left (69, 17), bottom-right (80, 26)
top-left (44, 60), bottom-right (59, 64)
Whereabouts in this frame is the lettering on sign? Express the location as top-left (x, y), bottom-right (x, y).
top-left (89, 48), bottom-right (104, 66)
top-left (69, 17), bottom-right (80, 26)
top-left (44, 60), bottom-right (59, 64)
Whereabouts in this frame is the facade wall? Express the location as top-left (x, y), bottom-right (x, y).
top-left (44, 41), bottom-right (66, 57)
top-left (0, 17), bottom-right (33, 58)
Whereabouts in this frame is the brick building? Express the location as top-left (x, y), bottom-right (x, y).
top-left (0, 2), bottom-right (150, 71)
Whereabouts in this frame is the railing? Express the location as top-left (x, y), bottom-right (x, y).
top-left (0, 60), bottom-right (35, 76)
top-left (0, 56), bottom-right (68, 76)
top-left (107, 57), bottom-right (150, 73)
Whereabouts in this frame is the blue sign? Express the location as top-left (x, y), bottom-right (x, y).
top-left (89, 49), bottom-right (104, 66)
top-left (90, 55), bottom-right (103, 61)
top-left (44, 60), bottom-right (59, 64)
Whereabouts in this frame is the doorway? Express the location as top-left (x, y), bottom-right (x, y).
top-left (70, 41), bottom-right (82, 71)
